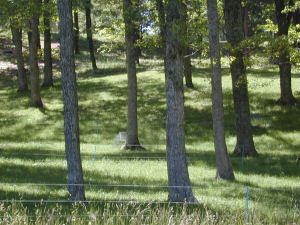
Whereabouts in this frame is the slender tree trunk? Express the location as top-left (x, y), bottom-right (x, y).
top-left (73, 11), bottom-right (80, 54)
top-left (184, 48), bottom-right (193, 88)
top-left (85, 0), bottom-right (97, 70)
top-left (122, 0), bottom-right (144, 150)
top-left (224, 0), bottom-right (258, 156)
top-left (58, 0), bottom-right (86, 202)
top-left (243, 4), bottom-right (250, 62)
top-left (207, 0), bottom-right (234, 180)
top-left (182, 3), bottom-right (194, 88)
top-left (28, 11), bottom-right (43, 107)
top-left (165, 0), bottom-right (197, 203)
top-left (155, 0), bottom-right (167, 76)
top-left (42, 0), bottom-right (54, 88)
top-left (275, 0), bottom-right (296, 105)
top-left (10, 22), bottom-right (28, 92)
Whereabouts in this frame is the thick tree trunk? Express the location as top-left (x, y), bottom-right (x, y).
top-left (85, 0), bottom-right (97, 70)
top-left (275, 0), bottom-right (296, 105)
top-left (73, 11), bottom-right (80, 54)
top-left (58, 0), bottom-right (86, 202)
top-left (10, 22), bottom-right (28, 92)
top-left (207, 0), bottom-right (234, 180)
top-left (165, 0), bottom-right (197, 203)
top-left (182, 3), bottom-right (194, 88)
top-left (42, 0), bottom-right (54, 88)
top-left (224, 0), bottom-right (258, 156)
top-left (122, 0), bottom-right (144, 150)
top-left (28, 13), bottom-right (43, 107)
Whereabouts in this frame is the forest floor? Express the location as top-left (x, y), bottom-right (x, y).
top-left (0, 34), bottom-right (299, 224)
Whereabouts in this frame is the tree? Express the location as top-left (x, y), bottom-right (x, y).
top-left (165, 0), bottom-right (197, 203)
top-left (28, 0), bottom-right (43, 107)
top-left (274, 0), bottom-right (297, 105)
top-left (224, 0), bottom-right (258, 156)
top-left (207, 0), bottom-right (234, 180)
top-left (10, 20), bottom-right (28, 92)
top-left (58, 0), bottom-right (86, 201)
top-left (85, 0), bottom-right (97, 70)
top-left (182, 2), bottom-right (194, 88)
top-left (122, 0), bottom-right (144, 150)
top-left (73, 10), bottom-right (80, 54)
top-left (155, 0), bottom-right (166, 75)
top-left (42, 0), bottom-right (54, 88)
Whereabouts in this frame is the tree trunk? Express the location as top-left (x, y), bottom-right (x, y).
top-left (10, 22), bottom-right (28, 92)
top-left (275, 0), bottom-right (296, 105)
top-left (243, 4), bottom-right (250, 62)
top-left (85, 0), bottom-right (97, 70)
top-left (184, 48), bottom-right (193, 88)
top-left (165, 0), bottom-right (197, 203)
top-left (122, 0), bottom-right (144, 150)
top-left (73, 11), bottom-right (80, 54)
top-left (58, 0), bottom-right (86, 202)
top-left (182, 3), bottom-right (194, 88)
top-left (224, 0), bottom-right (258, 157)
top-left (28, 12), bottom-right (43, 107)
top-left (42, 0), bottom-right (54, 88)
top-left (207, 0), bottom-right (234, 180)
top-left (155, 0), bottom-right (167, 77)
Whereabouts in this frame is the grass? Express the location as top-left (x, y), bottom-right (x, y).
top-left (0, 34), bottom-right (299, 224)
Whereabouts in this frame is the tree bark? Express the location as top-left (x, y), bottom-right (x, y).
top-left (122, 0), bottom-right (144, 150)
top-left (85, 0), bottom-right (97, 70)
top-left (73, 11), bottom-right (80, 54)
top-left (224, 0), bottom-right (258, 156)
top-left (182, 3), bottom-right (194, 88)
top-left (58, 0), bottom-right (86, 202)
top-left (42, 0), bottom-right (54, 88)
top-left (10, 21), bottom-right (28, 92)
top-left (207, 0), bottom-right (234, 180)
top-left (28, 11), bottom-right (43, 107)
top-left (165, 0), bottom-right (197, 203)
top-left (275, 0), bottom-right (296, 105)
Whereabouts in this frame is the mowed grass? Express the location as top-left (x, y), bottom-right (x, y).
top-left (0, 37), bottom-right (299, 224)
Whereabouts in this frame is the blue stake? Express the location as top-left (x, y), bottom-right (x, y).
top-left (92, 145), bottom-right (96, 166)
top-left (246, 186), bottom-right (250, 223)
top-left (270, 111), bottom-right (273, 127)
top-left (96, 120), bottom-right (100, 135)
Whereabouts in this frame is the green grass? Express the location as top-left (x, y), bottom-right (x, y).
top-left (0, 36), bottom-right (300, 224)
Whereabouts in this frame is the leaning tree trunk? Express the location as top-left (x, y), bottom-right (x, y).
top-left (10, 22), bottom-right (28, 92)
top-left (224, 0), bottom-right (258, 156)
top-left (28, 11), bottom-right (43, 107)
top-left (42, 0), bottom-right (54, 88)
top-left (182, 3), bottom-right (194, 88)
top-left (275, 0), bottom-right (296, 105)
top-left (165, 0), bottom-right (197, 203)
top-left (207, 0), bottom-right (234, 180)
top-left (85, 0), bottom-right (97, 70)
top-left (122, 0), bottom-right (144, 150)
top-left (58, 0), bottom-right (86, 202)
top-left (73, 11), bottom-right (80, 54)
